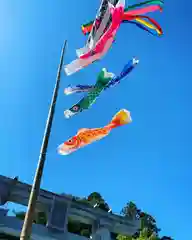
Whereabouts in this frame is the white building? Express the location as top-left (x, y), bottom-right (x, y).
top-left (0, 175), bottom-right (140, 240)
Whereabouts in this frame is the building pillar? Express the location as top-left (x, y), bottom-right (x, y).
top-left (91, 220), bottom-right (112, 240)
top-left (46, 195), bottom-right (71, 233)
top-left (0, 183), bottom-right (9, 205)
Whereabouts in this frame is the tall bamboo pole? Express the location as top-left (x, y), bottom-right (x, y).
top-left (20, 40), bottom-right (67, 240)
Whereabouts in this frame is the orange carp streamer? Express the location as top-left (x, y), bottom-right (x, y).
top-left (58, 109), bottom-right (132, 155)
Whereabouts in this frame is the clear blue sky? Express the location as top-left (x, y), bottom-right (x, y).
top-left (0, 0), bottom-right (191, 239)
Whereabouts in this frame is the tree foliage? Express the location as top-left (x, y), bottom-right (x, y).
top-left (13, 210), bottom-right (47, 225)
top-left (117, 228), bottom-right (159, 240)
top-left (121, 201), bottom-right (139, 220)
top-left (117, 228), bottom-right (173, 240)
top-left (120, 201), bottom-right (161, 238)
top-left (118, 200), bottom-right (173, 239)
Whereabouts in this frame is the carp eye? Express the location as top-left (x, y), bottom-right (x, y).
top-left (72, 105), bottom-right (80, 112)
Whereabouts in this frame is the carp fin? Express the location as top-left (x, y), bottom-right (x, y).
top-left (77, 128), bottom-right (89, 134)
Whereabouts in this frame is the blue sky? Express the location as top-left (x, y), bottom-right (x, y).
top-left (0, 0), bottom-right (191, 239)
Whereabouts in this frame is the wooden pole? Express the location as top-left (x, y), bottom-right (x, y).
top-left (20, 40), bottom-right (67, 240)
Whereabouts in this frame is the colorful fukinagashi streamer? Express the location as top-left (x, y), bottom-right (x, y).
top-left (64, 0), bottom-right (125, 76)
top-left (82, 0), bottom-right (163, 37)
top-left (64, 0), bottom-right (163, 76)
top-left (64, 57), bottom-right (139, 119)
top-left (58, 109), bottom-right (132, 155)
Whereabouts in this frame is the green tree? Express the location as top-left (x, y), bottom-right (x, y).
top-left (117, 234), bottom-right (132, 240)
top-left (139, 212), bottom-right (160, 236)
top-left (13, 210), bottom-right (47, 225)
top-left (121, 201), bottom-right (139, 219)
top-left (118, 201), bottom-right (173, 240)
top-left (117, 229), bottom-right (159, 240)
top-left (87, 192), bottom-right (111, 212)
top-left (68, 218), bottom-right (92, 237)
top-left (120, 201), bottom-right (160, 238)
top-left (87, 192), bottom-right (102, 201)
